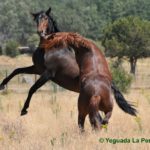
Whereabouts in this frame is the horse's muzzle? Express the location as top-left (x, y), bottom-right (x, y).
top-left (38, 31), bottom-right (47, 37)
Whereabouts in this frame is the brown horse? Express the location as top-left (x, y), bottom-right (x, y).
top-left (39, 32), bottom-right (137, 130)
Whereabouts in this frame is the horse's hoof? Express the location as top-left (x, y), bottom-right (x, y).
top-left (21, 110), bottom-right (28, 116)
top-left (79, 128), bottom-right (85, 133)
top-left (101, 119), bottom-right (108, 125)
top-left (0, 85), bottom-right (5, 90)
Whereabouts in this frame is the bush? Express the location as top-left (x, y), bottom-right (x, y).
top-left (110, 60), bottom-right (133, 93)
top-left (5, 40), bottom-right (20, 57)
top-left (27, 34), bottom-right (39, 45)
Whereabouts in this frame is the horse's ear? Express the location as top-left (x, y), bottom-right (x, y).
top-left (30, 12), bottom-right (38, 20)
top-left (46, 7), bottom-right (51, 16)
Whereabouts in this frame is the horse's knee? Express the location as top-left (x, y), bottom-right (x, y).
top-left (29, 86), bottom-right (37, 95)
top-left (78, 114), bottom-right (86, 125)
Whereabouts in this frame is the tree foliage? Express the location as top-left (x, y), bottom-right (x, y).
top-left (110, 60), bottom-right (133, 93)
top-left (102, 16), bottom-right (150, 74)
top-left (5, 40), bottom-right (20, 57)
top-left (0, 0), bottom-right (150, 46)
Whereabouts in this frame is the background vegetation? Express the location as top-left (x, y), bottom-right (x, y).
top-left (0, 0), bottom-right (150, 90)
top-left (102, 16), bottom-right (150, 74)
top-left (0, 0), bottom-right (150, 45)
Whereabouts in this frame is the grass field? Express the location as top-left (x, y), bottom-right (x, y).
top-left (0, 55), bottom-right (150, 150)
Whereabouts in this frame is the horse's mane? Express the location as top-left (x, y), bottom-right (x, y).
top-left (40, 32), bottom-right (93, 51)
top-left (49, 15), bottom-right (60, 32)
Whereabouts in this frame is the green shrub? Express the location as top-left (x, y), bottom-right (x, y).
top-left (5, 40), bottom-right (20, 57)
top-left (110, 60), bottom-right (133, 93)
top-left (27, 34), bottom-right (39, 51)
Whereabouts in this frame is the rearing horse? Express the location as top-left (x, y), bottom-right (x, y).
top-left (39, 31), bottom-right (137, 130)
top-left (0, 8), bottom-right (79, 115)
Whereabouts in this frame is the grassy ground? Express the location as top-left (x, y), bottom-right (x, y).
top-left (0, 55), bottom-right (150, 150)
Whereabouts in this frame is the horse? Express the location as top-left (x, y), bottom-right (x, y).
top-left (0, 8), bottom-right (79, 115)
top-left (0, 8), bottom-right (136, 126)
top-left (39, 31), bottom-right (137, 130)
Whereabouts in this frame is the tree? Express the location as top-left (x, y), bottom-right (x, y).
top-left (110, 60), bottom-right (133, 92)
top-left (0, 0), bottom-right (150, 50)
top-left (102, 16), bottom-right (150, 74)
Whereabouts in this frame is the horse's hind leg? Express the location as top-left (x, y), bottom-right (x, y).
top-left (78, 113), bottom-right (86, 132)
top-left (21, 70), bottom-right (51, 116)
top-left (102, 110), bottom-right (112, 125)
top-left (89, 112), bottom-right (103, 130)
top-left (89, 96), bottom-right (101, 130)
top-left (0, 65), bottom-right (38, 90)
top-left (78, 94), bottom-right (88, 132)
top-left (97, 112), bottom-right (103, 124)
top-left (102, 96), bottom-right (113, 125)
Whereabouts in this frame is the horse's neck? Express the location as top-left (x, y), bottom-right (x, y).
top-left (50, 21), bottom-right (60, 33)
top-left (39, 26), bottom-right (60, 45)
top-left (54, 26), bottom-right (60, 33)
top-left (51, 27), bottom-right (59, 33)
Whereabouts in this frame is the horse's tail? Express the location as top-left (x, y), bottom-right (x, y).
top-left (111, 82), bottom-right (137, 116)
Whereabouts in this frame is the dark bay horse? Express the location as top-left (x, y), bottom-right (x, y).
top-left (39, 32), bottom-right (137, 130)
top-left (0, 8), bottom-right (136, 124)
top-left (0, 8), bottom-right (79, 115)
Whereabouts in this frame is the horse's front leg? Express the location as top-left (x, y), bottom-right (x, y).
top-left (21, 70), bottom-right (53, 116)
top-left (0, 65), bottom-right (38, 90)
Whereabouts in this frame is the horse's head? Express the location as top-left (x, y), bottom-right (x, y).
top-left (31, 7), bottom-right (59, 37)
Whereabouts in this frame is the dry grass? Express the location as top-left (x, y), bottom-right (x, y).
top-left (0, 55), bottom-right (150, 150)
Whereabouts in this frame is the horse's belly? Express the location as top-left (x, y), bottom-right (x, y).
top-left (52, 74), bottom-right (79, 93)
